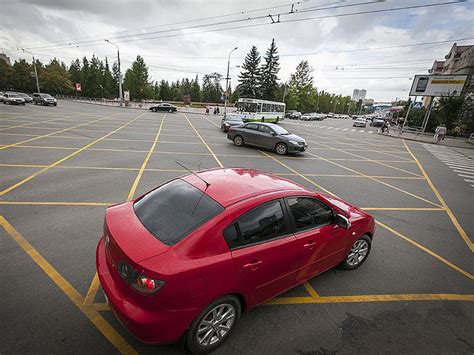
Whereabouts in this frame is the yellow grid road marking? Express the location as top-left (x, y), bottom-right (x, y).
top-left (127, 116), bottom-right (165, 201)
top-left (0, 201), bottom-right (112, 206)
top-left (0, 113), bottom-right (84, 132)
top-left (0, 216), bottom-right (137, 354)
top-left (184, 114), bottom-right (224, 168)
top-left (305, 151), bottom-right (441, 208)
top-left (259, 150), bottom-right (473, 281)
top-left (0, 113), bottom-right (146, 197)
top-left (0, 113), bottom-right (118, 151)
top-left (303, 282), bottom-right (320, 298)
top-left (266, 293), bottom-right (474, 305)
top-left (403, 140), bottom-right (474, 253)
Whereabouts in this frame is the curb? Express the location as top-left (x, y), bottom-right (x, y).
top-left (384, 132), bottom-right (473, 149)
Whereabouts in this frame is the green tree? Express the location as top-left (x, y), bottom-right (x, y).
top-left (237, 46), bottom-right (261, 98)
top-left (286, 60), bottom-right (317, 113)
top-left (81, 57), bottom-right (91, 96)
top-left (259, 39), bottom-right (280, 100)
top-left (102, 58), bottom-right (115, 98)
top-left (435, 95), bottom-right (464, 133)
top-left (190, 75), bottom-right (201, 102)
top-left (159, 80), bottom-right (171, 100)
top-left (122, 55), bottom-right (151, 100)
top-left (111, 61), bottom-right (120, 98)
top-left (0, 60), bottom-right (15, 90)
top-left (202, 73), bottom-right (223, 102)
top-left (69, 59), bottom-right (82, 90)
top-left (11, 59), bottom-right (35, 92)
top-left (40, 59), bottom-right (73, 95)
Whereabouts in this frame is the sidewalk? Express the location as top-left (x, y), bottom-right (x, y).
top-left (384, 129), bottom-right (473, 149)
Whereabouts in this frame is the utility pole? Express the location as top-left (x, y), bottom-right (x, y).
top-left (421, 96), bottom-right (434, 136)
top-left (105, 39), bottom-right (123, 105)
top-left (22, 48), bottom-right (40, 92)
top-left (400, 96), bottom-right (414, 134)
top-left (224, 47), bottom-right (238, 115)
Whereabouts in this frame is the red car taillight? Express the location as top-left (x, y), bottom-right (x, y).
top-left (132, 272), bottom-right (165, 295)
top-left (117, 259), bottom-right (165, 295)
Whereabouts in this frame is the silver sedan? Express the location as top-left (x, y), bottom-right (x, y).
top-left (227, 122), bottom-right (307, 155)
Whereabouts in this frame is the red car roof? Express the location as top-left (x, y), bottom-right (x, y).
top-left (181, 168), bottom-right (307, 207)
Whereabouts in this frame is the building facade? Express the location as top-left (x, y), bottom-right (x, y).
top-left (352, 89), bottom-right (367, 101)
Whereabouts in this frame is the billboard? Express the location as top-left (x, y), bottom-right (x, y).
top-left (75, 83), bottom-right (81, 92)
top-left (409, 74), bottom-right (467, 97)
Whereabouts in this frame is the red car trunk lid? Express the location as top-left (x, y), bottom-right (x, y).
top-left (105, 202), bottom-right (170, 264)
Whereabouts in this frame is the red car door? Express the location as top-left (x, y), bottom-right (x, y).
top-left (285, 196), bottom-right (350, 283)
top-left (227, 200), bottom-right (300, 305)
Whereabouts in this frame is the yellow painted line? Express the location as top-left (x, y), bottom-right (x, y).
top-left (361, 207), bottom-right (445, 211)
top-left (184, 113), bottom-right (224, 168)
top-left (93, 303), bottom-right (111, 312)
top-left (403, 140), bottom-right (474, 253)
top-left (127, 116), bottom-right (165, 200)
top-left (0, 114), bottom-right (83, 131)
top-left (376, 220), bottom-right (474, 280)
top-left (0, 201), bottom-right (112, 206)
top-left (305, 151), bottom-right (441, 208)
top-left (260, 151), bottom-right (474, 281)
top-left (303, 282), bottom-right (320, 298)
top-left (266, 293), bottom-right (474, 305)
top-left (0, 163), bottom-right (48, 168)
top-left (83, 273), bottom-right (100, 306)
top-left (0, 112), bottom-right (116, 151)
top-left (0, 163), bottom-right (186, 173)
top-left (0, 113), bottom-right (146, 197)
top-left (305, 139), bottom-right (422, 177)
top-left (0, 216), bottom-right (137, 354)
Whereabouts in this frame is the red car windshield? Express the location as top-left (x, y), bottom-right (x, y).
top-left (134, 179), bottom-right (224, 245)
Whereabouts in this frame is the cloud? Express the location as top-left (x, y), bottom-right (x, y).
top-left (1, 0), bottom-right (473, 101)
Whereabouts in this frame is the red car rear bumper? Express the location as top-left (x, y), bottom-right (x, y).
top-left (96, 237), bottom-right (198, 344)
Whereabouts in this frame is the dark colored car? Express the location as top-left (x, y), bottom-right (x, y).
top-left (370, 118), bottom-right (385, 127)
top-left (32, 93), bottom-right (57, 106)
top-left (3, 92), bottom-right (25, 105)
top-left (149, 103), bottom-right (177, 113)
top-left (96, 167), bottom-right (374, 352)
top-left (16, 93), bottom-right (33, 103)
top-left (227, 122), bottom-right (307, 155)
top-left (221, 114), bottom-right (244, 132)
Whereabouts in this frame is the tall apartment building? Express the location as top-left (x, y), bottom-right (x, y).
top-left (352, 89), bottom-right (367, 101)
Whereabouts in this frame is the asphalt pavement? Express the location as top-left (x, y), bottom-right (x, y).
top-left (0, 101), bottom-right (473, 354)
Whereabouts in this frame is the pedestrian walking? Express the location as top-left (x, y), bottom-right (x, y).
top-left (381, 120), bottom-right (389, 134)
top-left (434, 125), bottom-right (447, 142)
top-left (216, 105), bottom-right (220, 115)
top-left (205, 105), bottom-right (210, 115)
top-left (213, 107), bottom-right (217, 115)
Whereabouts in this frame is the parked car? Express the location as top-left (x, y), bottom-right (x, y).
top-left (32, 93), bottom-right (57, 106)
top-left (96, 167), bottom-right (374, 352)
top-left (221, 114), bottom-right (244, 132)
top-left (227, 122), bottom-right (307, 155)
top-left (288, 111), bottom-right (301, 120)
top-left (285, 110), bottom-right (298, 119)
top-left (0, 92), bottom-right (5, 102)
top-left (3, 92), bottom-right (25, 105)
top-left (149, 102), bottom-right (177, 112)
top-left (300, 113), bottom-right (312, 121)
top-left (16, 92), bottom-right (33, 103)
top-left (353, 118), bottom-right (367, 127)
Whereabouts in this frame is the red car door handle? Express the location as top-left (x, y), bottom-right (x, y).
top-left (304, 241), bottom-right (316, 248)
top-left (243, 260), bottom-right (263, 270)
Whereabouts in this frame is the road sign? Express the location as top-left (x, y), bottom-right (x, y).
top-left (75, 83), bottom-right (81, 92)
top-left (409, 74), bottom-right (467, 97)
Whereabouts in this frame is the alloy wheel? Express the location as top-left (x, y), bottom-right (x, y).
top-left (275, 143), bottom-right (287, 155)
top-left (196, 303), bottom-right (236, 347)
top-left (346, 239), bottom-right (369, 266)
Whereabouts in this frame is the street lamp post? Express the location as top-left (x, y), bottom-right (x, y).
top-left (105, 39), bottom-right (123, 105)
top-left (21, 48), bottom-right (40, 93)
top-left (224, 47), bottom-right (238, 115)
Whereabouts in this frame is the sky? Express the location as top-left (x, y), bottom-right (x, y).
top-left (1, 0), bottom-right (473, 102)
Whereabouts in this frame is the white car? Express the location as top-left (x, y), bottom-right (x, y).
top-left (353, 118), bottom-right (367, 127)
top-left (3, 93), bottom-right (26, 105)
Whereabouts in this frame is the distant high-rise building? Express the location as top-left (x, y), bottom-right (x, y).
top-left (352, 89), bottom-right (367, 101)
top-left (0, 52), bottom-right (11, 65)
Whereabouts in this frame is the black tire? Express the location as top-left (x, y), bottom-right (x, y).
top-left (169, 109), bottom-right (173, 113)
top-left (187, 295), bottom-right (241, 354)
top-left (275, 142), bottom-right (288, 155)
top-left (233, 135), bottom-right (244, 147)
top-left (54, 103), bottom-right (57, 106)
top-left (34, 101), bottom-right (37, 105)
top-left (340, 235), bottom-right (371, 270)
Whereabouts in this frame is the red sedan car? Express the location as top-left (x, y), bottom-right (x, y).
top-left (96, 168), bottom-right (374, 353)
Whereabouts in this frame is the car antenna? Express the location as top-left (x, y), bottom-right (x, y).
top-left (175, 161), bottom-right (210, 188)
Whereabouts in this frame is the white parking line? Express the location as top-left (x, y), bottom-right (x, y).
top-left (327, 127), bottom-right (333, 129)
top-left (359, 130), bottom-right (365, 133)
top-left (342, 128), bottom-right (348, 131)
top-left (351, 129), bottom-right (356, 132)
top-left (368, 131), bottom-right (373, 134)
